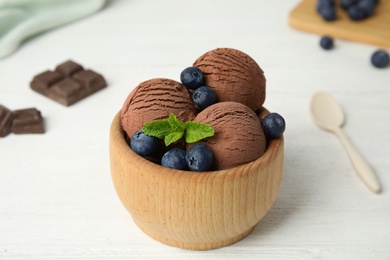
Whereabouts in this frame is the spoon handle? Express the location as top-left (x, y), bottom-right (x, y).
top-left (334, 128), bottom-right (381, 193)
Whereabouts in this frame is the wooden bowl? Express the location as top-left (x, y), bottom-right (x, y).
top-left (109, 110), bottom-right (284, 250)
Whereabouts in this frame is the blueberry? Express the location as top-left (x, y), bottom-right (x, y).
top-left (186, 144), bottom-right (213, 172)
top-left (340, 0), bottom-right (358, 10)
top-left (192, 86), bottom-right (217, 110)
top-left (348, 5), bottom-right (369, 20)
top-left (317, 0), bottom-right (335, 11)
top-left (358, 0), bottom-right (376, 16)
top-left (320, 36), bottom-right (334, 50)
top-left (319, 0), bottom-right (335, 4)
top-left (316, 2), bottom-right (328, 13)
top-left (180, 66), bottom-right (205, 90)
top-left (316, 0), bottom-right (335, 13)
top-left (130, 130), bottom-right (160, 156)
top-left (371, 50), bottom-right (389, 68)
top-left (161, 148), bottom-right (187, 170)
top-left (319, 5), bottom-right (337, 21)
top-left (261, 113), bottom-right (286, 139)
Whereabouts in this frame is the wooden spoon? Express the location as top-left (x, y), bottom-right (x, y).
top-left (310, 91), bottom-right (381, 193)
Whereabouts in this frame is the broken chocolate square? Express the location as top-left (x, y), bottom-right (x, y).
top-left (73, 70), bottom-right (106, 91)
top-left (0, 105), bottom-right (14, 137)
top-left (55, 60), bottom-right (84, 76)
top-left (12, 108), bottom-right (45, 134)
top-left (31, 70), bottom-right (63, 90)
top-left (30, 60), bottom-right (107, 106)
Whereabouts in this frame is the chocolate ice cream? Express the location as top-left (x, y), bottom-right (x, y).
top-left (190, 101), bottom-right (266, 170)
top-left (121, 78), bottom-right (197, 138)
top-left (193, 48), bottom-right (266, 112)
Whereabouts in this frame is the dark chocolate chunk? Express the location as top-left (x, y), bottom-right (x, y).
top-left (51, 79), bottom-right (83, 105)
top-left (55, 60), bottom-right (84, 76)
top-left (31, 70), bottom-right (63, 90)
top-left (0, 105), bottom-right (14, 137)
top-left (11, 108), bottom-right (45, 134)
top-left (30, 60), bottom-right (107, 106)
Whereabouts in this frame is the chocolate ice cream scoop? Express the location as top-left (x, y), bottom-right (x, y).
top-left (121, 78), bottom-right (198, 138)
top-left (193, 48), bottom-right (266, 112)
top-left (190, 101), bottom-right (266, 170)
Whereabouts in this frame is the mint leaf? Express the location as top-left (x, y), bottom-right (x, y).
top-left (165, 131), bottom-right (184, 146)
top-left (168, 113), bottom-right (186, 132)
top-left (142, 113), bottom-right (215, 146)
top-left (185, 121), bottom-right (214, 143)
top-left (142, 120), bottom-right (172, 139)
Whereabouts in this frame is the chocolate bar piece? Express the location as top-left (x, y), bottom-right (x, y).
top-left (0, 105), bottom-right (14, 137)
top-left (12, 108), bottom-right (45, 134)
top-left (30, 60), bottom-right (107, 106)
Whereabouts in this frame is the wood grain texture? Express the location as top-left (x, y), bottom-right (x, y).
top-left (109, 111), bottom-right (284, 250)
top-left (289, 0), bottom-right (390, 48)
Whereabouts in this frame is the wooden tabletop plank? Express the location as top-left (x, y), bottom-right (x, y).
top-left (289, 0), bottom-right (390, 48)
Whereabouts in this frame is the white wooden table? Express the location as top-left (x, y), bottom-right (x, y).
top-left (1, 1), bottom-right (389, 259)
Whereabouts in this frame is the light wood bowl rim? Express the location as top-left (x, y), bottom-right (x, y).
top-left (110, 110), bottom-right (284, 180)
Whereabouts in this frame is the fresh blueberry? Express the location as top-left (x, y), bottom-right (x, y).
top-left (186, 144), bottom-right (213, 172)
top-left (261, 113), bottom-right (286, 139)
top-left (319, 5), bottom-right (337, 21)
top-left (180, 66), bottom-right (205, 90)
top-left (161, 148), bottom-right (187, 170)
top-left (317, 0), bottom-right (335, 11)
top-left (320, 36), bottom-right (334, 50)
top-left (316, 0), bottom-right (334, 13)
top-left (371, 50), bottom-right (389, 68)
top-left (130, 130), bottom-right (160, 156)
top-left (316, 2), bottom-right (327, 13)
top-left (319, 0), bottom-right (335, 4)
top-left (357, 0), bottom-right (376, 16)
top-left (192, 86), bottom-right (217, 110)
top-left (348, 5), bottom-right (369, 20)
top-left (340, 0), bottom-right (358, 10)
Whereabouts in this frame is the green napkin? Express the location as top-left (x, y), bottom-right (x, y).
top-left (0, 0), bottom-right (107, 59)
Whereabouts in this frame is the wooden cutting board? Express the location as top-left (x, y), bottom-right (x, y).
top-left (289, 0), bottom-right (390, 48)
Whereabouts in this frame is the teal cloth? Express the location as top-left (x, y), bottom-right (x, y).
top-left (0, 0), bottom-right (107, 59)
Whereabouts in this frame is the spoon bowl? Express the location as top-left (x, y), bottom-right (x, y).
top-left (311, 92), bottom-right (345, 131)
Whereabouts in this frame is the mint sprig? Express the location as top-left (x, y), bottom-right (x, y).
top-left (142, 113), bottom-right (214, 146)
